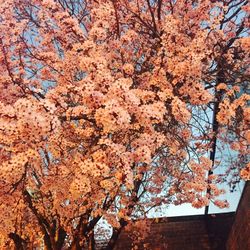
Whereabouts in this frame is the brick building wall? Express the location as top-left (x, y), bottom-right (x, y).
top-left (112, 182), bottom-right (249, 250)
top-left (114, 213), bottom-right (234, 250)
top-left (227, 181), bottom-right (250, 250)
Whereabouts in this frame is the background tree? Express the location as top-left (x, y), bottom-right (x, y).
top-left (0, 0), bottom-right (249, 249)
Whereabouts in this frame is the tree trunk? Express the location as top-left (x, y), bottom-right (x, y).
top-left (9, 232), bottom-right (26, 250)
top-left (103, 219), bottom-right (127, 250)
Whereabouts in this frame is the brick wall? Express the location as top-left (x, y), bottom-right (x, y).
top-left (109, 182), bottom-right (249, 250)
top-left (227, 181), bottom-right (250, 250)
top-left (114, 213), bottom-right (234, 250)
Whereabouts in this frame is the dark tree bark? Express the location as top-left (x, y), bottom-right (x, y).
top-left (9, 232), bottom-right (26, 250)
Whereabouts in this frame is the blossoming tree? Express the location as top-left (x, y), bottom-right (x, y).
top-left (0, 0), bottom-right (249, 249)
